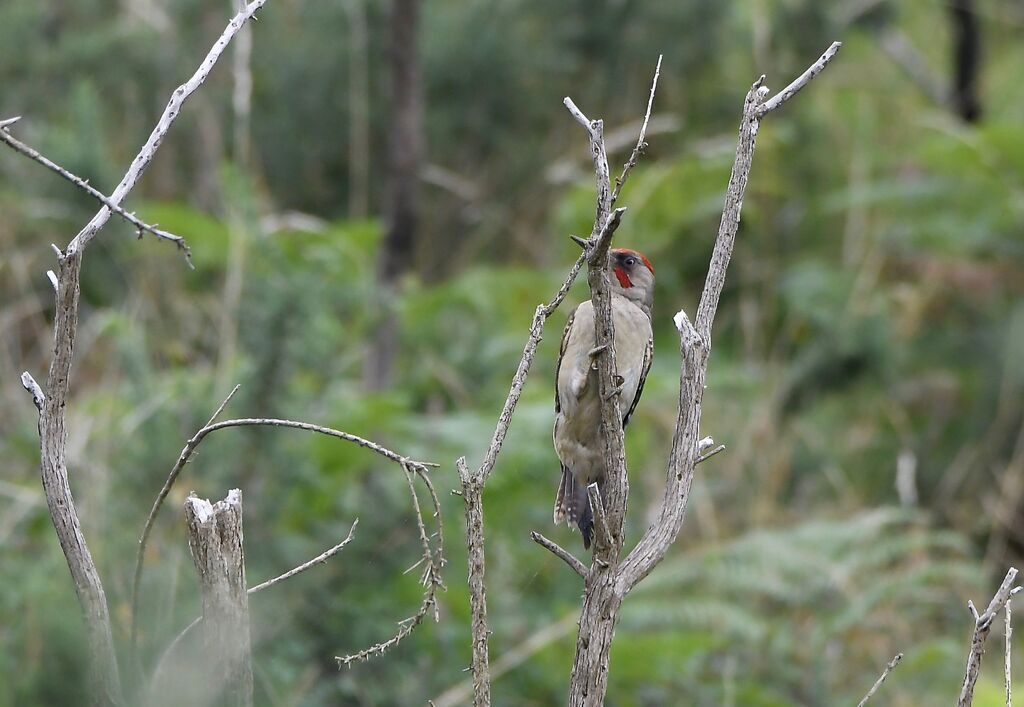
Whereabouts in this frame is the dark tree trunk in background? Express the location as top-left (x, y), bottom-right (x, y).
top-left (365, 0), bottom-right (423, 390)
top-left (949, 0), bottom-right (982, 123)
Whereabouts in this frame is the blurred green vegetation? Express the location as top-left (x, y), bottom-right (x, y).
top-left (2, 0), bottom-right (1024, 705)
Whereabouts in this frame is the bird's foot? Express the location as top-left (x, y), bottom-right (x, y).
top-left (588, 344), bottom-right (608, 358)
top-left (604, 377), bottom-right (625, 401)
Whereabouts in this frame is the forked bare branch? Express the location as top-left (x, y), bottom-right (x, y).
top-left (958, 567), bottom-right (1019, 707)
top-left (0, 121), bottom-right (191, 262)
top-left (16, 4), bottom-right (267, 702)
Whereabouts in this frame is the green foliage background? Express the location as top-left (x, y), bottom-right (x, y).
top-left (1, 1), bottom-right (1023, 705)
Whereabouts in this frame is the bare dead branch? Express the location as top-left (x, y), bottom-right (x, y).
top-left (64, 0), bottom-right (268, 260)
top-left (530, 532), bottom-right (587, 579)
top-left (757, 41), bottom-right (842, 116)
top-left (0, 115), bottom-right (21, 129)
top-left (562, 84), bottom-right (642, 707)
top-left (18, 5), bottom-right (266, 701)
top-left (457, 457), bottom-right (492, 706)
top-left (0, 121), bottom-right (192, 262)
top-left (23, 250), bottom-right (124, 706)
top-left (619, 42), bottom-right (842, 596)
top-left (336, 461), bottom-right (445, 667)
top-left (248, 519), bottom-right (358, 593)
top-left (611, 55), bottom-right (662, 206)
top-left (20, 371), bottom-right (44, 411)
top-left (1008, 598), bottom-right (1013, 707)
top-left (856, 653), bottom-right (903, 707)
top-left (563, 97), bottom-right (593, 133)
top-left (696, 444), bottom-right (726, 465)
top-left (958, 567), bottom-right (1019, 707)
top-left (132, 408), bottom-right (436, 654)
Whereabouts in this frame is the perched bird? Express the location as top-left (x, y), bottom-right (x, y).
top-left (553, 248), bottom-right (654, 549)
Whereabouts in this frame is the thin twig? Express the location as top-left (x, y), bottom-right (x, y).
top-left (64, 0), bottom-right (268, 260)
top-left (473, 253), bottom-right (587, 486)
top-left (248, 520), bottom-right (359, 593)
top-left (20, 372), bottom-right (44, 411)
top-left (151, 522), bottom-right (359, 691)
top-left (610, 54), bottom-right (662, 205)
top-left (757, 41), bottom-right (843, 116)
top-left (696, 444), bottom-right (726, 465)
top-left (530, 532), bottom-right (587, 579)
top-left (0, 122), bottom-right (192, 263)
top-left (856, 653), bottom-right (903, 707)
top-left (562, 97), bottom-right (593, 133)
top-left (336, 462), bottom-right (445, 667)
top-left (1007, 598), bottom-right (1013, 707)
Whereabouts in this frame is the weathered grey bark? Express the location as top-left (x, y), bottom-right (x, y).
top-left (23, 253), bottom-right (124, 707)
top-left (184, 490), bottom-right (254, 707)
top-left (958, 567), bottom-right (1018, 707)
top-left (455, 253), bottom-right (588, 707)
top-left (366, 0), bottom-right (424, 390)
top-left (456, 458), bottom-right (491, 707)
top-left (567, 44), bottom-right (842, 706)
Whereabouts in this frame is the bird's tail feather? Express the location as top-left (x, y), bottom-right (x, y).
top-left (553, 467), bottom-right (594, 550)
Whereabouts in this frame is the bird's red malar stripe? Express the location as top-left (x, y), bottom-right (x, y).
top-left (613, 265), bottom-right (633, 288)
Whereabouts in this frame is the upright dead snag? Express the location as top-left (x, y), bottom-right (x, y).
top-left (184, 490), bottom-right (254, 707)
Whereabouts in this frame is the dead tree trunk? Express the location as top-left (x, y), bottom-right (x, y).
top-left (184, 490), bottom-right (254, 707)
top-left (452, 44), bottom-right (841, 707)
top-left (949, 0), bottom-right (982, 122)
top-left (366, 0), bottom-right (424, 390)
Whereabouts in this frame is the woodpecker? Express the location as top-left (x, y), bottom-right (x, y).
top-left (553, 248), bottom-right (654, 549)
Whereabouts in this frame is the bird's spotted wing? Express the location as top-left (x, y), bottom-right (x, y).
top-left (554, 305), bottom-right (578, 414)
top-left (622, 334), bottom-right (653, 429)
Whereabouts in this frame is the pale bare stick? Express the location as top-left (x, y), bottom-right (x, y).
top-left (1007, 598), bottom-right (1013, 707)
top-left (757, 41), bottom-right (842, 116)
top-left (248, 519), bottom-right (359, 593)
top-left (530, 532), bottom-right (587, 579)
top-left (0, 121), bottom-right (191, 262)
top-left (959, 567), bottom-right (1019, 707)
top-left (611, 55), bottom-right (663, 205)
top-left (619, 43), bottom-right (843, 595)
top-left (64, 0), bottom-right (269, 259)
top-left (856, 653), bottom-right (903, 707)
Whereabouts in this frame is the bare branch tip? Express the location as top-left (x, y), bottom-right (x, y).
top-left (0, 116), bottom-right (22, 130)
top-left (20, 371), bottom-right (45, 410)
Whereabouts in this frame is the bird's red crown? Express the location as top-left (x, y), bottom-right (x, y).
top-left (611, 248), bottom-right (654, 273)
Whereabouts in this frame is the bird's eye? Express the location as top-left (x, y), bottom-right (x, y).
top-left (624, 257), bottom-right (637, 267)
